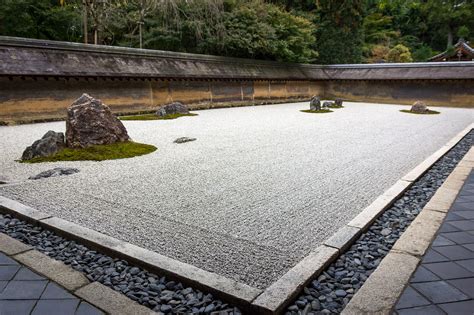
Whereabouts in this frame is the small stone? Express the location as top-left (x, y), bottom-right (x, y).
top-left (204, 304), bottom-right (215, 312)
top-left (335, 290), bottom-right (347, 297)
top-left (160, 304), bottom-right (172, 313)
top-left (129, 267), bottom-right (140, 275)
top-left (174, 137), bottom-right (196, 144)
top-left (288, 305), bottom-right (299, 311)
top-left (311, 300), bottom-right (321, 311)
top-left (380, 228), bottom-right (392, 236)
top-left (29, 168), bottom-right (80, 180)
top-left (322, 101), bottom-right (333, 108)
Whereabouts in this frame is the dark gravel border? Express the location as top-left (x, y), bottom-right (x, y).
top-left (285, 130), bottom-right (473, 314)
top-left (0, 218), bottom-right (240, 315)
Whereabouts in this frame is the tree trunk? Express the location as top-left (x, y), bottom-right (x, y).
top-left (447, 28), bottom-right (453, 47)
top-left (83, 1), bottom-right (88, 44)
top-left (139, 23), bottom-right (143, 48)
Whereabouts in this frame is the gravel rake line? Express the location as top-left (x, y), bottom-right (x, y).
top-left (285, 130), bottom-right (474, 315)
top-left (0, 215), bottom-right (241, 315)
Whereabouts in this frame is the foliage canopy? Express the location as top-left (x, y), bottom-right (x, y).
top-left (1, 0), bottom-right (472, 64)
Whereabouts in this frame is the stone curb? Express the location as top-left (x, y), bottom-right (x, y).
top-left (0, 201), bottom-right (262, 313)
top-left (249, 124), bottom-right (473, 314)
top-left (0, 232), bottom-right (157, 315)
top-left (401, 123), bottom-right (474, 182)
top-left (252, 246), bottom-right (338, 315)
top-left (341, 147), bottom-right (474, 315)
top-left (76, 282), bottom-right (156, 315)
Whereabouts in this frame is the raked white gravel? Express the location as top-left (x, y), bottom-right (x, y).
top-left (0, 101), bottom-right (472, 288)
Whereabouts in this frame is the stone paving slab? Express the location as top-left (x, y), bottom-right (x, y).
top-left (0, 251), bottom-right (103, 315)
top-left (14, 250), bottom-right (90, 292)
top-left (394, 170), bottom-right (474, 315)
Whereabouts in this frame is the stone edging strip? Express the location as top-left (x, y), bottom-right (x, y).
top-left (0, 232), bottom-right (156, 315)
top-left (251, 123), bottom-right (473, 314)
top-left (0, 123), bottom-right (472, 315)
top-left (0, 198), bottom-right (261, 313)
top-left (341, 146), bottom-right (474, 315)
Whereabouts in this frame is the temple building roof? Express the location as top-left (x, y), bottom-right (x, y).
top-left (429, 38), bottom-right (474, 62)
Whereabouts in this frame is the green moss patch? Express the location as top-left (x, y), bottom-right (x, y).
top-left (300, 109), bottom-right (333, 114)
top-left (400, 109), bottom-right (440, 115)
top-left (22, 141), bottom-right (157, 163)
top-left (119, 113), bottom-right (198, 120)
top-left (327, 105), bottom-right (344, 109)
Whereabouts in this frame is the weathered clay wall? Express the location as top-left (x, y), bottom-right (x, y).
top-left (325, 80), bottom-right (474, 107)
top-left (0, 77), bottom-right (317, 123)
top-left (0, 36), bottom-right (473, 124)
top-left (2, 76), bottom-right (473, 124)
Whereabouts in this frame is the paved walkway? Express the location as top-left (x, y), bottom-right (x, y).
top-left (394, 171), bottom-right (474, 314)
top-left (0, 252), bottom-right (103, 315)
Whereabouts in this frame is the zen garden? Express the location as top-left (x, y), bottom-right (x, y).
top-left (0, 1), bottom-right (473, 315)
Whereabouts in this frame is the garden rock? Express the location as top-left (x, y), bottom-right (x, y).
top-left (335, 99), bottom-right (343, 107)
top-left (66, 94), bottom-right (129, 148)
top-left (174, 137), bottom-right (196, 144)
top-left (322, 101), bottom-right (333, 108)
top-left (310, 97), bottom-right (321, 111)
top-left (21, 130), bottom-right (66, 161)
top-left (0, 175), bottom-right (9, 184)
top-left (29, 168), bottom-right (80, 180)
top-left (156, 102), bottom-right (189, 117)
top-left (410, 101), bottom-right (429, 113)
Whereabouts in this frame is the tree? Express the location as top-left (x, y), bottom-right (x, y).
top-left (315, 0), bottom-right (365, 64)
top-left (422, 0), bottom-right (474, 48)
top-left (387, 44), bottom-right (413, 62)
top-left (0, 0), bottom-right (81, 42)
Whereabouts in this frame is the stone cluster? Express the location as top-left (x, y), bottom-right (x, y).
top-left (0, 214), bottom-right (241, 315)
top-left (309, 97), bottom-right (344, 111)
top-left (285, 130), bottom-right (473, 314)
top-left (156, 102), bottom-right (190, 117)
top-left (21, 94), bottom-right (129, 160)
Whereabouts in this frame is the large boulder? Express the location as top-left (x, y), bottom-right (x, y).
top-left (410, 101), bottom-right (429, 113)
top-left (310, 96), bottom-right (321, 111)
top-left (156, 102), bottom-right (189, 117)
top-left (66, 94), bottom-right (129, 148)
top-left (22, 131), bottom-right (66, 161)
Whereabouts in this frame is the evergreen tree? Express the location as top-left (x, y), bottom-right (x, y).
top-left (314, 0), bottom-right (365, 64)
